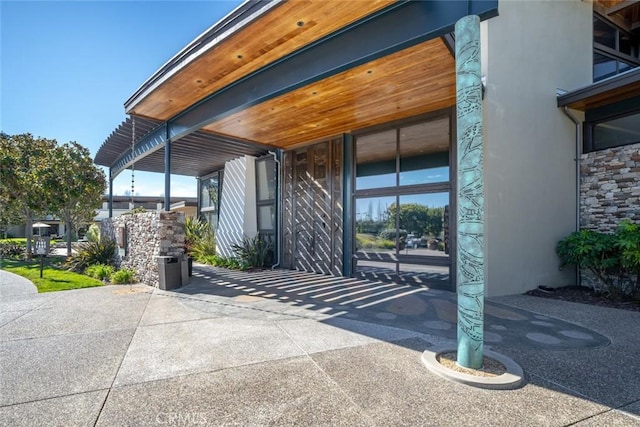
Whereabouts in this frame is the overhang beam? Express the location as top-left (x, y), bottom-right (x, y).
top-left (606, 0), bottom-right (640, 16)
top-left (111, 0), bottom-right (498, 178)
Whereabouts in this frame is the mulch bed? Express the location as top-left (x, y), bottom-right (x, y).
top-left (526, 286), bottom-right (640, 312)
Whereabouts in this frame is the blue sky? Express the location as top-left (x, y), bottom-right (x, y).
top-left (1, 0), bottom-right (242, 197)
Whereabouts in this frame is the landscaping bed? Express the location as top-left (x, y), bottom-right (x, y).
top-left (526, 285), bottom-right (640, 312)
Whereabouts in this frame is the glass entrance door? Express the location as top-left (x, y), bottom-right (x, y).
top-left (353, 114), bottom-right (453, 289)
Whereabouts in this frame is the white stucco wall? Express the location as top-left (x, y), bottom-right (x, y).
top-left (481, 0), bottom-right (592, 296)
top-left (217, 155), bottom-right (257, 258)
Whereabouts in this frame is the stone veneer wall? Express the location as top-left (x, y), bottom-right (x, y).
top-left (580, 142), bottom-right (640, 232)
top-left (101, 211), bottom-right (185, 287)
top-left (580, 143), bottom-right (640, 290)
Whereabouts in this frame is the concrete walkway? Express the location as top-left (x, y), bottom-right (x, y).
top-left (0, 265), bottom-right (639, 426)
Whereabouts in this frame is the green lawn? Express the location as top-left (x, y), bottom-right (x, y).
top-left (0, 257), bottom-right (103, 293)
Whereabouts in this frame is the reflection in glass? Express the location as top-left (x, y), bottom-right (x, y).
top-left (593, 53), bottom-right (617, 81)
top-left (258, 205), bottom-right (275, 231)
top-left (355, 196), bottom-right (397, 256)
top-left (594, 112), bottom-right (640, 151)
top-left (594, 17), bottom-right (616, 49)
top-left (398, 193), bottom-right (449, 257)
top-left (256, 158), bottom-right (276, 201)
top-left (399, 119), bottom-right (449, 186)
top-left (356, 130), bottom-right (396, 190)
top-left (200, 175), bottom-right (220, 209)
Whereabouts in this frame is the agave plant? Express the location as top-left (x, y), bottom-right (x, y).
top-left (64, 239), bottom-right (116, 272)
top-left (230, 234), bottom-right (272, 270)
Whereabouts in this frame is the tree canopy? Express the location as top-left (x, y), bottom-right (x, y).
top-left (0, 133), bottom-right (106, 256)
top-left (385, 203), bottom-right (445, 238)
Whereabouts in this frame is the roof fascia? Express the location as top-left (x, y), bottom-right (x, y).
top-left (557, 67), bottom-right (640, 109)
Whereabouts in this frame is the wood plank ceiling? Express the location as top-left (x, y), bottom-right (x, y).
top-left (129, 0), bottom-right (395, 120)
top-left (205, 38), bottom-right (455, 148)
top-left (128, 0), bottom-right (456, 149)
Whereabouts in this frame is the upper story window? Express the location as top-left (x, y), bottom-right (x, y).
top-left (585, 109), bottom-right (640, 152)
top-left (593, 14), bottom-right (640, 81)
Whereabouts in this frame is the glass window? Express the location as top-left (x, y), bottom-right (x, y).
top-left (258, 205), bottom-right (275, 231)
top-left (356, 130), bottom-right (396, 190)
top-left (399, 119), bottom-right (450, 186)
top-left (593, 112), bottom-right (640, 151)
top-left (255, 157), bottom-right (277, 235)
top-left (355, 195), bottom-right (397, 255)
top-left (594, 52), bottom-right (618, 81)
top-left (592, 14), bottom-right (640, 82)
top-left (594, 17), bottom-right (616, 49)
top-left (398, 193), bottom-right (449, 257)
top-left (256, 158), bottom-right (276, 201)
top-left (200, 174), bottom-right (220, 209)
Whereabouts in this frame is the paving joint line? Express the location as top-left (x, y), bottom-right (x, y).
top-left (0, 387), bottom-right (111, 410)
top-left (273, 320), bottom-right (378, 426)
top-left (92, 288), bottom-right (154, 427)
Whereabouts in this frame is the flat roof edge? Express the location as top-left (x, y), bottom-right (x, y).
top-left (557, 67), bottom-right (640, 109)
top-left (124, 0), bottom-right (284, 114)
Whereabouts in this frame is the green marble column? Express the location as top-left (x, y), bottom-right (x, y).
top-left (455, 14), bottom-right (484, 369)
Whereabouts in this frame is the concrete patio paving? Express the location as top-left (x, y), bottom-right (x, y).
top-left (0, 266), bottom-right (639, 426)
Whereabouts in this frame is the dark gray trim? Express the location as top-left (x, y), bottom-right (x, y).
top-left (594, 43), bottom-right (640, 66)
top-left (108, 175), bottom-right (113, 218)
top-left (448, 108), bottom-right (457, 292)
top-left (442, 32), bottom-right (456, 57)
top-left (354, 182), bottom-right (451, 199)
top-left (164, 139), bottom-right (171, 211)
top-left (342, 134), bottom-right (354, 277)
top-left (557, 67), bottom-right (640, 108)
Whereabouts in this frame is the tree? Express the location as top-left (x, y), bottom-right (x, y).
top-left (385, 203), bottom-right (445, 238)
top-left (0, 133), bottom-right (60, 256)
top-left (52, 142), bottom-right (106, 256)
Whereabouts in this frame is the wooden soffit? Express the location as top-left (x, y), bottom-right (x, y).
top-left (128, 0), bottom-right (395, 120)
top-left (203, 38), bottom-right (456, 148)
top-left (594, 0), bottom-right (640, 33)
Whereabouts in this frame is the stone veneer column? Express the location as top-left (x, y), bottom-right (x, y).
top-left (455, 14), bottom-right (485, 369)
top-left (101, 211), bottom-right (185, 287)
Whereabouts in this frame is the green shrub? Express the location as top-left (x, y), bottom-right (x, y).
top-left (110, 268), bottom-right (137, 284)
top-left (85, 224), bottom-right (100, 243)
top-left (189, 223), bottom-right (216, 262)
top-left (200, 254), bottom-right (246, 270)
top-left (231, 234), bottom-right (272, 270)
top-left (0, 242), bottom-right (25, 258)
top-left (64, 240), bottom-right (116, 272)
top-left (557, 220), bottom-right (640, 298)
top-left (378, 229), bottom-right (407, 241)
top-left (85, 263), bottom-right (114, 280)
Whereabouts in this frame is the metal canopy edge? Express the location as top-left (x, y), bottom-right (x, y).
top-left (557, 67), bottom-right (640, 110)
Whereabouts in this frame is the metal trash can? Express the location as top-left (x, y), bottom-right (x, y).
top-left (157, 256), bottom-right (181, 290)
top-left (181, 255), bottom-right (190, 287)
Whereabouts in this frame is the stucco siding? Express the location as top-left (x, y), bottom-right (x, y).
top-left (482, 0), bottom-right (592, 296)
top-left (217, 156), bottom-right (257, 258)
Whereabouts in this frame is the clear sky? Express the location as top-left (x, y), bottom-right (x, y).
top-left (1, 0), bottom-right (243, 198)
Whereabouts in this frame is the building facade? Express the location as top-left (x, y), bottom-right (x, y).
top-left (96, 0), bottom-right (640, 296)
